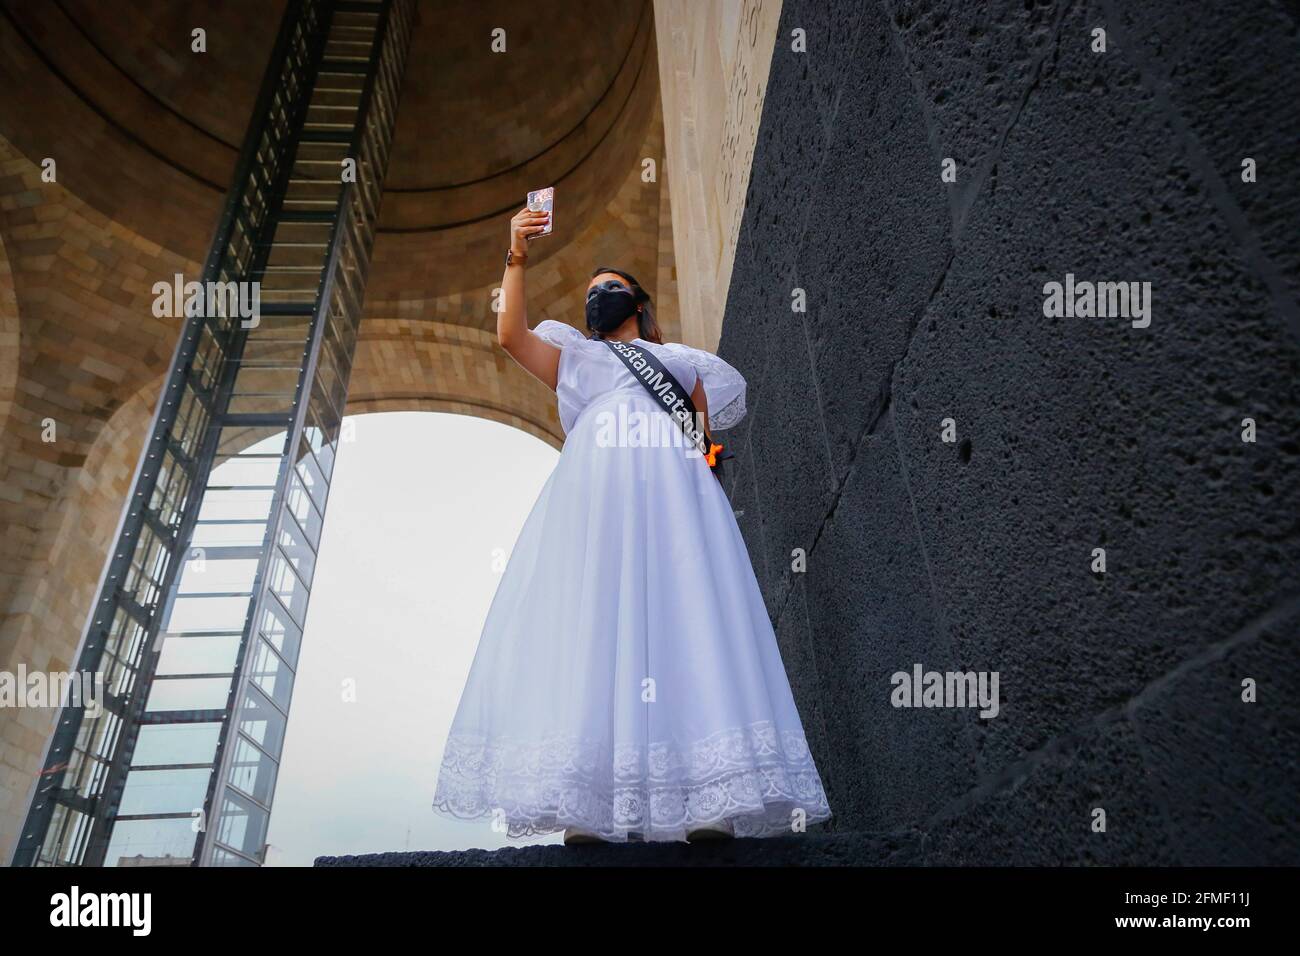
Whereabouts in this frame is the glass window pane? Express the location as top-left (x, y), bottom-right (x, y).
top-left (228, 735), bottom-right (278, 805)
top-left (191, 520), bottom-right (270, 549)
top-left (197, 488), bottom-right (274, 523)
top-left (240, 337), bottom-right (302, 367)
top-left (105, 818), bottom-right (197, 868)
top-left (165, 595), bottom-right (251, 634)
top-left (284, 473), bottom-right (323, 547)
top-left (117, 767), bottom-right (213, 816)
top-left (177, 557), bottom-right (259, 596)
top-left (211, 847), bottom-right (258, 867)
top-left (231, 363), bottom-right (300, 398)
top-left (150, 448), bottom-right (193, 530)
top-left (145, 676), bottom-right (233, 712)
top-left (132, 723), bottom-right (222, 766)
top-left (235, 684), bottom-right (287, 754)
top-left (228, 392), bottom-right (295, 417)
top-left (208, 454), bottom-right (282, 488)
top-left (294, 437), bottom-right (328, 511)
top-left (277, 510), bottom-right (316, 582)
top-left (303, 403), bottom-right (341, 480)
top-left (216, 426), bottom-right (287, 462)
top-left (215, 790), bottom-right (268, 860)
top-left (267, 551), bottom-right (310, 627)
top-left (156, 634), bottom-right (242, 676)
top-left (257, 595), bottom-right (302, 665)
top-left (41, 804), bottom-right (92, 865)
top-left (249, 638), bottom-right (295, 710)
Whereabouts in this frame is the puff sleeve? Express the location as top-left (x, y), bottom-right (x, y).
top-left (661, 344), bottom-right (748, 430)
top-left (532, 319), bottom-right (587, 349)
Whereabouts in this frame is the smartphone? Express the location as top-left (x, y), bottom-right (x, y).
top-left (526, 187), bottom-right (554, 241)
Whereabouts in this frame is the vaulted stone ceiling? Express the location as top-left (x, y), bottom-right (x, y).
top-left (0, 0), bottom-right (668, 454)
top-left (1, 0), bottom-right (663, 323)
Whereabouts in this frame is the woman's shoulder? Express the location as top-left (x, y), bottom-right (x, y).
top-left (652, 340), bottom-right (740, 376)
top-left (532, 319), bottom-right (588, 349)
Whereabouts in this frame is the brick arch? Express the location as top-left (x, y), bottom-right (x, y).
top-left (346, 319), bottom-right (564, 450)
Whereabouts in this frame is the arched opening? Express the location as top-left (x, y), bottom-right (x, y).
top-left (258, 411), bottom-right (561, 862)
top-left (93, 408), bottom-right (561, 866)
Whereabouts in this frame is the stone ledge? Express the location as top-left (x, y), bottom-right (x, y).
top-left (314, 829), bottom-right (923, 867)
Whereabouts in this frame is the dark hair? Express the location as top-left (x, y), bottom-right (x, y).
top-left (587, 265), bottom-right (662, 344)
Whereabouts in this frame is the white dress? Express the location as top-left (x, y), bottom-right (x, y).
top-left (431, 319), bottom-right (832, 841)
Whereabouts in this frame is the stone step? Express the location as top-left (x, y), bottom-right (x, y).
top-left (315, 829), bottom-right (924, 867)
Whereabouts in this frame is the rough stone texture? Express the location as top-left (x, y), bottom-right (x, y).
top-left (716, 0), bottom-right (1300, 866)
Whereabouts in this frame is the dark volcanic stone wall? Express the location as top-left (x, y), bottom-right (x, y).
top-left (715, 0), bottom-right (1300, 865)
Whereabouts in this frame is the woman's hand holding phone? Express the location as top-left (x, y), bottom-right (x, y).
top-left (510, 206), bottom-right (549, 254)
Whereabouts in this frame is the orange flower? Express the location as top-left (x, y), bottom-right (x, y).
top-left (704, 442), bottom-right (724, 467)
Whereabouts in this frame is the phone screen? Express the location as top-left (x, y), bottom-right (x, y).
top-left (526, 187), bottom-right (554, 240)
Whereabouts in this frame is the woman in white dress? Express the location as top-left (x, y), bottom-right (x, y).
top-left (431, 204), bottom-right (832, 844)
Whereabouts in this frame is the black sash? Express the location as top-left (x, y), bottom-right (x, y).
top-left (601, 338), bottom-right (735, 480)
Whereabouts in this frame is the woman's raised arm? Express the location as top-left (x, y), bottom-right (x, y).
top-left (498, 205), bottom-right (562, 391)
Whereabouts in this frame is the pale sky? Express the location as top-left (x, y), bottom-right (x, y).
top-left (264, 411), bottom-right (563, 865)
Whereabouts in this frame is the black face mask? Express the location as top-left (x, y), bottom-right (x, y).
top-left (585, 280), bottom-right (639, 334)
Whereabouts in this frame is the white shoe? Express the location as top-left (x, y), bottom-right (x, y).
top-left (686, 818), bottom-right (735, 841)
top-left (563, 826), bottom-right (605, 845)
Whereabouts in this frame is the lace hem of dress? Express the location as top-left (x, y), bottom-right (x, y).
top-left (432, 719), bottom-right (831, 841)
top-left (703, 394), bottom-right (745, 431)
